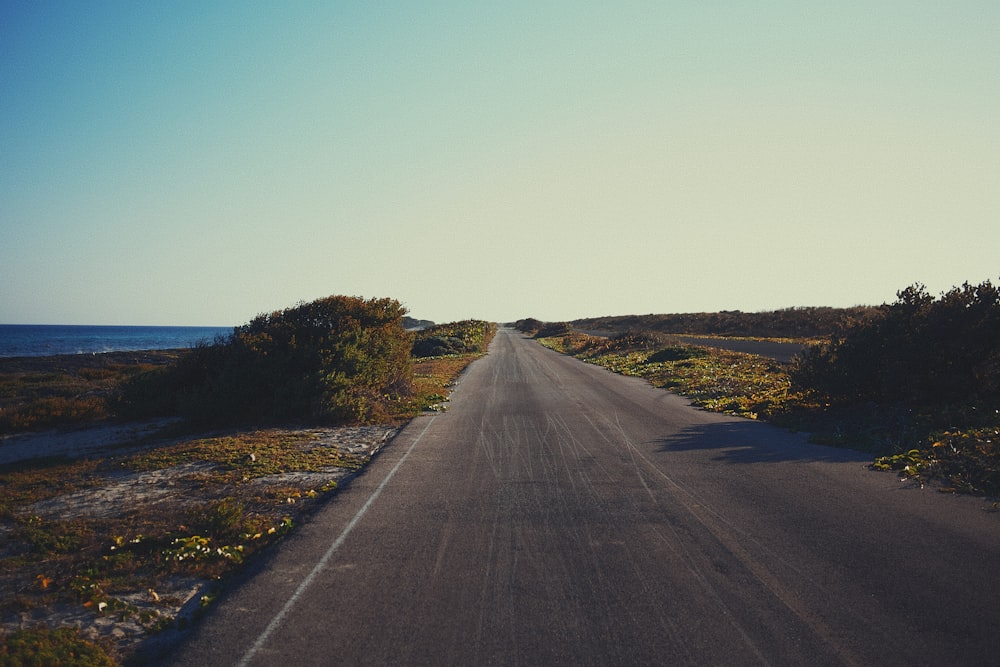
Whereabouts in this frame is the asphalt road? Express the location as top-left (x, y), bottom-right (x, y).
top-left (161, 327), bottom-right (1000, 666)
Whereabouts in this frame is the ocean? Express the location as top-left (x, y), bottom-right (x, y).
top-left (0, 324), bottom-right (234, 358)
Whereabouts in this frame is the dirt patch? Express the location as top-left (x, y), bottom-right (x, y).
top-left (0, 419), bottom-right (180, 466)
top-left (0, 420), bottom-right (400, 663)
top-left (25, 462), bottom-right (220, 520)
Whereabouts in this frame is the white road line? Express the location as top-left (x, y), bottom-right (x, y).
top-left (236, 416), bottom-right (437, 667)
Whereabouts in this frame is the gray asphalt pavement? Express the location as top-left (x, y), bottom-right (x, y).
top-left (161, 327), bottom-right (1000, 666)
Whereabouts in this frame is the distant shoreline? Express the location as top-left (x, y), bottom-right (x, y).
top-left (0, 324), bottom-right (231, 358)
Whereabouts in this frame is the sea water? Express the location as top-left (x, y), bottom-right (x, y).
top-left (0, 324), bottom-right (233, 357)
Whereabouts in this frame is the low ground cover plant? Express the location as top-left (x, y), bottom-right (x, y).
top-left (538, 331), bottom-right (801, 422)
top-left (410, 321), bottom-right (496, 412)
top-left (0, 626), bottom-right (116, 666)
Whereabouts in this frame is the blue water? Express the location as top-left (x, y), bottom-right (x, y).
top-left (0, 324), bottom-right (234, 357)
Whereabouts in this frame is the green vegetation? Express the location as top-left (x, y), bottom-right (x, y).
top-left (1, 627), bottom-right (115, 666)
top-left (512, 319), bottom-right (570, 339)
top-left (792, 282), bottom-right (999, 407)
top-left (0, 428), bottom-right (370, 663)
top-left (537, 330), bottom-right (801, 422)
top-left (792, 280), bottom-right (1000, 493)
top-left (412, 320), bottom-right (496, 358)
top-left (411, 320), bottom-right (497, 412)
top-left (2, 304), bottom-right (494, 435)
top-left (0, 352), bottom-right (181, 434)
top-left (571, 305), bottom-right (877, 340)
top-left (117, 296), bottom-right (415, 426)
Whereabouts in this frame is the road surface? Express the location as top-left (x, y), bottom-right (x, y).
top-left (161, 327), bottom-right (1000, 666)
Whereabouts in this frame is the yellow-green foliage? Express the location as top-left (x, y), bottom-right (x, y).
top-left (541, 332), bottom-right (800, 421)
top-left (411, 356), bottom-right (475, 412)
top-left (410, 322), bottom-right (497, 411)
top-left (0, 627), bottom-right (115, 666)
top-left (126, 430), bottom-right (364, 477)
top-left (873, 427), bottom-right (1000, 493)
top-left (412, 320), bottom-right (496, 358)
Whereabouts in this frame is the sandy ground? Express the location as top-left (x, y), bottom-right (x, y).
top-left (0, 420), bottom-right (398, 660)
top-left (0, 419), bottom-right (181, 467)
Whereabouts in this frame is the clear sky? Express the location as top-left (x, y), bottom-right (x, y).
top-left (2, 2), bottom-right (998, 326)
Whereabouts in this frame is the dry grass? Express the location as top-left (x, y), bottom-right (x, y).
top-left (411, 355), bottom-right (479, 413)
top-left (0, 351), bottom-right (182, 433)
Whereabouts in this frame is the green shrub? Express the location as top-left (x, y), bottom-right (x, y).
top-left (412, 336), bottom-right (467, 357)
top-left (533, 322), bottom-right (570, 338)
top-left (512, 318), bottom-right (543, 335)
top-left (201, 498), bottom-right (248, 541)
top-left (117, 296), bottom-right (414, 425)
top-left (792, 280), bottom-right (1000, 407)
top-left (412, 321), bottom-right (496, 357)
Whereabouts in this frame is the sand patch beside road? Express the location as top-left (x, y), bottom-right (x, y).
top-left (0, 419), bottom-right (179, 466)
top-left (1, 420), bottom-right (399, 662)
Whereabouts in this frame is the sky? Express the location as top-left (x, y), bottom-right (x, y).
top-left (2, 1), bottom-right (998, 326)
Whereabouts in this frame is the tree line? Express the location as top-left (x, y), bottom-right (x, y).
top-left (569, 306), bottom-right (877, 339)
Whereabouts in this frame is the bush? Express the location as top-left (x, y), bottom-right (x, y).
top-left (533, 322), bottom-right (570, 338)
top-left (512, 318), bottom-right (544, 335)
top-left (412, 321), bottom-right (496, 357)
top-left (792, 280), bottom-right (1000, 407)
top-left (572, 306), bottom-right (879, 339)
top-left (117, 296), bottom-right (414, 425)
top-left (412, 336), bottom-right (467, 357)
